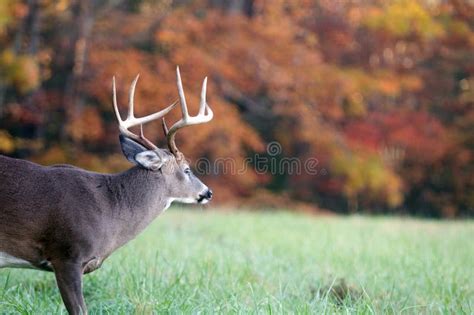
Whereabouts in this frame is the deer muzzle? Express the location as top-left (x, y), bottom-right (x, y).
top-left (198, 189), bottom-right (213, 204)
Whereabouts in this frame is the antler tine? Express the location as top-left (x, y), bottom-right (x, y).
top-left (199, 77), bottom-right (207, 115)
top-left (176, 66), bottom-right (189, 118)
top-left (112, 76), bottom-right (123, 123)
top-left (162, 118), bottom-right (169, 135)
top-left (166, 67), bottom-right (214, 157)
top-left (112, 75), bottom-right (178, 150)
top-left (128, 74), bottom-right (140, 119)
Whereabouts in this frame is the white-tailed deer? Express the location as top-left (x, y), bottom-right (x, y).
top-left (0, 67), bottom-right (213, 314)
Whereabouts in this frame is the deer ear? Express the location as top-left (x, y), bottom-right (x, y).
top-left (119, 135), bottom-right (148, 164)
top-left (120, 134), bottom-right (169, 170)
top-left (134, 149), bottom-right (169, 171)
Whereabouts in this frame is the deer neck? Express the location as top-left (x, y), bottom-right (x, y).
top-left (106, 166), bottom-right (170, 244)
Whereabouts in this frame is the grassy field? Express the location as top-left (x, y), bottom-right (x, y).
top-left (1, 208), bottom-right (473, 314)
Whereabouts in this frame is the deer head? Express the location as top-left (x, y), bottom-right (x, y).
top-left (113, 67), bottom-right (213, 204)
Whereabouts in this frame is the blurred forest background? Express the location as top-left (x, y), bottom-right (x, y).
top-left (0, 0), bottom-right (472, 217)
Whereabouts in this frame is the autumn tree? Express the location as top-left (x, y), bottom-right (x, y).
top-left (0, 0), bottom-right (472, 217)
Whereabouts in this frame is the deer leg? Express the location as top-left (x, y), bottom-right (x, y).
top-left (53, 260), bottom-right (87, 315)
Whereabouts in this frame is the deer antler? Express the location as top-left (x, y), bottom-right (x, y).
top-left (163, 66), bottom-right (213, 157)
top-left (113, 75), bottom-right (178, 150)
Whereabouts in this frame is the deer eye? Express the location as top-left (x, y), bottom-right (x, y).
top-left (184, 168), bottom-right (192, 175)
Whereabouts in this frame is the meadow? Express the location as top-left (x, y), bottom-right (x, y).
top-left (1, 208), bottom-right (472, 314)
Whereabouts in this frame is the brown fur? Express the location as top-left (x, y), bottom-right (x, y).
top-left (0, 151), bottom-right (211, 314)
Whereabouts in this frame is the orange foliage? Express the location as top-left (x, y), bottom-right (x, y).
top-left (0, 0), bottom-right (472, 216)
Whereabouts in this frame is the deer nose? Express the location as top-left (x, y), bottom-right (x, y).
top-left (205, 189), bottom-right (213, 200)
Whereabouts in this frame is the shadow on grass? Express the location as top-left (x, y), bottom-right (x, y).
top-left (311, 278), bottom-right (363, 305)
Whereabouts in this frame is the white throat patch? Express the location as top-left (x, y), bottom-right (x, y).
top-left (164, 198), bottom-right (174, 211)
top-left (164, 197), bottom-right (198, 210)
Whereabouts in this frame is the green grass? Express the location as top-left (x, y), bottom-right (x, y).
top-left (1, 209), bottom-right (473, 314)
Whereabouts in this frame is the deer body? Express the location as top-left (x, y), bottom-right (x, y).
top-left (0, 67), bottom-right (214, 314)
top-left (0, 155), bottom-right (171, 272)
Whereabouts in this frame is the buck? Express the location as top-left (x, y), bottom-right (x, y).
top-left (0, 67), bottom-right (213, 314)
